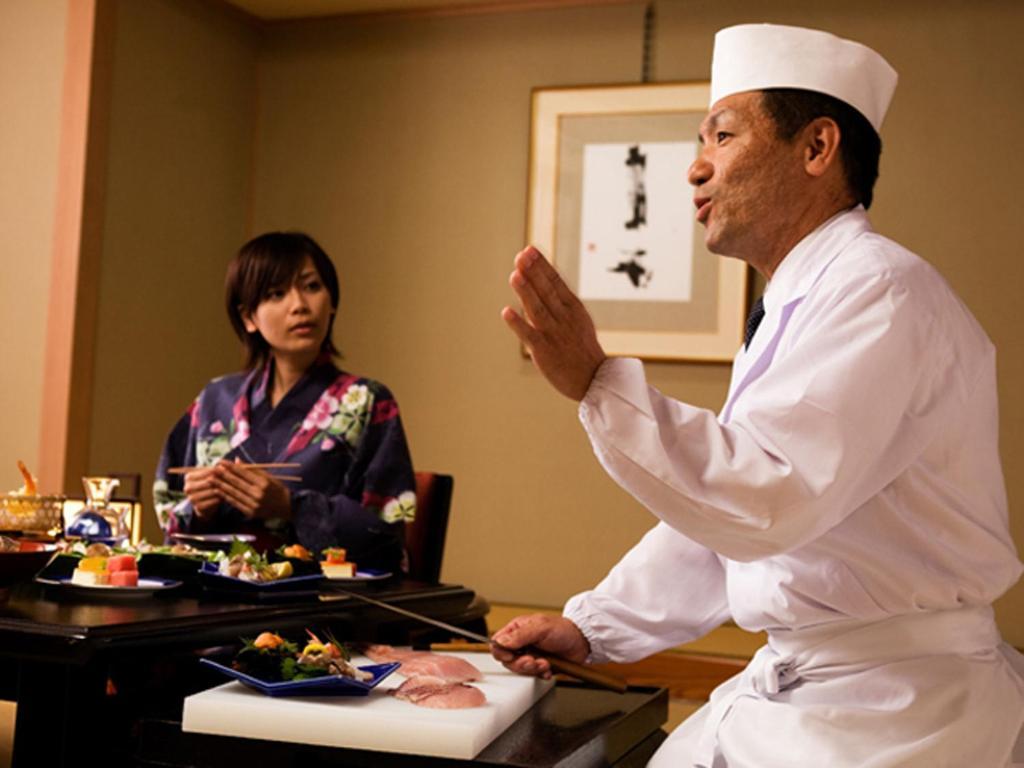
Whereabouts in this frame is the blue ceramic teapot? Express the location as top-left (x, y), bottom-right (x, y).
top-left (66, 509), bottom-right (113, 540)
top-left (67, 477), bottom-right (119, 542)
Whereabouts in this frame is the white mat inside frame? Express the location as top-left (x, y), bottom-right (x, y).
top-left (182, 652), bottom-right (555, 760)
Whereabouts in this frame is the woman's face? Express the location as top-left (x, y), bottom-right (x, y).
top-left (242, 255), bottom-right (335, 366)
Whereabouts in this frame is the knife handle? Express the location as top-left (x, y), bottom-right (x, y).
top-left (429, 642), bottom-right (491, 652)
top-left (427, 642), bottom-right (628, 693)
top-left (536, 652), bottom-right (628, 693)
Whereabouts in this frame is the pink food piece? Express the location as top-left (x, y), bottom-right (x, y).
top-left (107, 554), bottom-right (137, 573)
top-left (363, 644), bottom-right (482, 683)
top-left (391, 675), bottom-right (487, 709)
top-left (363, 644), bottom-right (406, 663)
top-left (109, 570), bottom-right (138, 587)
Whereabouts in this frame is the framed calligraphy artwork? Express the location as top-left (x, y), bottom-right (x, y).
top-left (525, 82), bottom-right (748, 361)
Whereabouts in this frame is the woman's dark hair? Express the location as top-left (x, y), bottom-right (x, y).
top-left (760, 88), bottom-right (882, 209)
top-left (225, 231), bottom-right (341, 370)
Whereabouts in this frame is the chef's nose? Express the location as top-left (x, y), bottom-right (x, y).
top-left (688, 152), bottom-right (712, 187)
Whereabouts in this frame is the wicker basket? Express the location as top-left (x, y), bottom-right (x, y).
top-left (0, 495), bottom-right (65, 535)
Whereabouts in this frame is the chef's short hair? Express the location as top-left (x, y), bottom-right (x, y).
top-left (226, 231), bottom-right (341, 370)
top-left (760, 88), bottom-right (882, 209)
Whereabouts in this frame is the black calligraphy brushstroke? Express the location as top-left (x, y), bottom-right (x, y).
top-left (624, 145), bottom-right (647, 230)
top-left (609, 249), bottom-right (653, 288)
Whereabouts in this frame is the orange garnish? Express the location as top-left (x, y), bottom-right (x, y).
top-left (16, 461), bottom-right (37, 495)
top-left (253, 631), bottom-right (285, 650)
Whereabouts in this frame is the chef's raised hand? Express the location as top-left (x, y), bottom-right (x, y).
top-left (490, 614), bottom-right (590, 679)
top-left (182, 466), bottom-right (223, 518)
top-left (501, 246), bottom-right (607, 401)
top-left (212, 460), bottom-right (292, 519)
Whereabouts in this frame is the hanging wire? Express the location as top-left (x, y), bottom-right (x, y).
top-left (641, 2), bottom-right (655, 83)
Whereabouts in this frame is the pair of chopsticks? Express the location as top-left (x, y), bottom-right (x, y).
top-left (167, 463), bottom-right (302, 482)
top-left (323, 587), bottom-right (627, 693)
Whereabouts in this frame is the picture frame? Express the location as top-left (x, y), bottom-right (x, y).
top-left (525, 82), bottom-right (748, 362)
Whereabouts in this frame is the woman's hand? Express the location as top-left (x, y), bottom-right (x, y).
top-left (490, 614), bottom-right (590, 678)
top-left (182, 467), bottom-right (223, 518)
top-left (211, 460), bottom-right (292, 519)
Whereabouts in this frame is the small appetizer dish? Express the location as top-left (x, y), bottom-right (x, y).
top-left (71, 553), bottom-right (139, 587)
top-left (317, 548), bottom-right (392, 581)
top-left (201, 629), bottom-right (399, 697)
top-left (269, 543), bottom-right (323, 576)
top-left (199, 543), bottom-right (324, 594)
top-left (320, 547), bottom-right (356, 579)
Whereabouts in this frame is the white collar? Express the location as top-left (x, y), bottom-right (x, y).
top-left (763, 206), bottom-right (873, 310)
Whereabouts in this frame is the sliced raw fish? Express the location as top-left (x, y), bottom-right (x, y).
top-left (363, 644), bottom-right (482, 683)
top-left (362, 644), bottom-right (406, 663)
top-left (391, 675), bottom-right (487, 709)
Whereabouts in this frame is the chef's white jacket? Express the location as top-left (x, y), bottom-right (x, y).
top-left (563, 207), bottom-right (1024, 767)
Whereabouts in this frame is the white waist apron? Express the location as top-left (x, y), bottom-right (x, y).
top-left (649, 607), bottom-right (1024, 768)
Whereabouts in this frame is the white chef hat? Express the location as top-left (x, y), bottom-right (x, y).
top-left (710, 23), bottom-right (898, 133)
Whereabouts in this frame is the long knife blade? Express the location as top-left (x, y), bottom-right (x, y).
top-left (324, 587), bottom-right (627, 693)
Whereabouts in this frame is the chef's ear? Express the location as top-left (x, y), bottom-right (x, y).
top-left (802, 116), bottom-right (842, 177)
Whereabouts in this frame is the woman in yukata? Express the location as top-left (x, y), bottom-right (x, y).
top-left (153, 232), bottom-right (416, 571)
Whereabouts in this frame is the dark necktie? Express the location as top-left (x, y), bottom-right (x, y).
top-left (744, 296), bottom-right (765, 349)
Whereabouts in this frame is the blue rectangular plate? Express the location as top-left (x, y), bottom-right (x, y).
top-left (199, 561), bottom-right (325, 592)
top-left (199, 658), bottom-right (401, 697)
top-left (35, 575), bottom-right (183, 598)
top-left (322, 568), bottom-right (393, 584)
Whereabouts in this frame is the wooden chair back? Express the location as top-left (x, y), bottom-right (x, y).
top-left (404, 472), bottom-right (453, 584)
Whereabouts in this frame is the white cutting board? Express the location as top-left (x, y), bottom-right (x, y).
top-left (182, 651), bottom-right (554, 759)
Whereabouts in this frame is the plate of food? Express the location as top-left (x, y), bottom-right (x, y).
top-left (36, 576), bottom-right (182, 597)
top-left (36, 550), bottom-right (182, 596)
top-left (269, 543), bottom-right (326, 577)
top-left (317, 547), bottom-right (393, 582)
top-left (201, 630), bottom-right (400, 697)
top-left (41, 539), bottom-right (217, 583)
top-left (199, 545), bottom-right (324, 595)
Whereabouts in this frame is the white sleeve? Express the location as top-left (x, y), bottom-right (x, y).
top-left (578, 271), bottom-right (952, 562)
top-left (563, 522), bottom-right (730, 664)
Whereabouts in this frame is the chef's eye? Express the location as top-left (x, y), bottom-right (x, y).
top-left (304, 279), bottom-right (323, 292)
top-left (716, 131), bottom-right (731, 143)
top-left (266, 287), bottom-right (286, 300)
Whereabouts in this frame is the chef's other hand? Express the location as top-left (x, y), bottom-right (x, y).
top-left (501, 246), bottom-right (607, 401)
top-left (212, 460), bottom-right (292, 519)
top-left (183, 466), bottom-right (223, 518)
top-left (490, 614), bottom-right (590, 679)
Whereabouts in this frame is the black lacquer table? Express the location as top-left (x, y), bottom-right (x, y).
top-left (0, 578), bottom-right (479, 767)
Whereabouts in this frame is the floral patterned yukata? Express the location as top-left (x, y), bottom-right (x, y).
top-left (154, 360), bottom-right (416, 571)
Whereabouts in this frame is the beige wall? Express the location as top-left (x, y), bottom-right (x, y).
top-left (0, 0), bottom-right (68, 492)
top-left (25, 0), bottom-right (1022, 645)
top-left (84, 0), bottom-right (258, 511)
top-left (251, 2), bottom-right (669, 608)
top-left (249, 0), bottom-right (1024, 644)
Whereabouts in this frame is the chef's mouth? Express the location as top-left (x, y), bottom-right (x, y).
top-left (694, 197), bottom-right (711, 224)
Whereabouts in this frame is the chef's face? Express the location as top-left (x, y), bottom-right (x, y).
top-left (689, 91), bottom-right (805, 270)
top-left (242, 256), bottom-right (334, 365)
